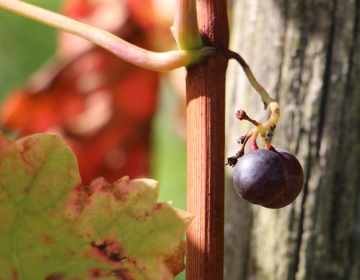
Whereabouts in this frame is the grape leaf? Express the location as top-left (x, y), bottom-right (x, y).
top-left (0, 132), bottom-right (192, 280)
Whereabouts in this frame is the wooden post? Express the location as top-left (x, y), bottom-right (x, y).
top-left (186, 0), bottom-right (229, 279)
top-left (224, 0), bottom-right (360, 279)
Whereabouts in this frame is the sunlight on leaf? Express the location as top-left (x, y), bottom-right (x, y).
top-left (0, 132), bottom-right (192, 280)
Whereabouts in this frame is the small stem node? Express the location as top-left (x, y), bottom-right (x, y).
top-left (236, 109), bottom-right (259, 126)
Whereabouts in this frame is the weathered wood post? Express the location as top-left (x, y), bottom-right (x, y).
top-left (225, 1), bottom-right (360, 279)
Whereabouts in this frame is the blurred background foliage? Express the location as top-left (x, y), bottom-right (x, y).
top-left (0, 0), bottom-right (61, 101)
top-left (0, 1), bottom-right (187, 278)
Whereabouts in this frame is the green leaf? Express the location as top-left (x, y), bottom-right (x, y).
top-left (0, 132), bottom-right (192, 279)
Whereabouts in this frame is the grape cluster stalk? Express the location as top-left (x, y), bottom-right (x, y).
top-left (226, 51), bottom-right (304, 209)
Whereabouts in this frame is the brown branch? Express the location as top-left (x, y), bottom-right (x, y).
top-left (186, 0), bottom-right (229, 279)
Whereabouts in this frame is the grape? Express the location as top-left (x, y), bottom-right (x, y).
top-left (262, 149), bottom-right (304, 209)
top-left (233, 149), bottom-right (288, 205)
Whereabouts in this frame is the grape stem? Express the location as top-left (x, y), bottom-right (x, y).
top-left (226, 50), bottom-right (280, 166)
top-left (0, 0), bottom-right (216, 72)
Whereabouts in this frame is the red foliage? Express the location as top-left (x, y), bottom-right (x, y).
top-left (0, 0), bottom-right (171, 185)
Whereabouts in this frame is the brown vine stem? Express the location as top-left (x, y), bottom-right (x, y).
top-left (186, 0), bottom-right (229, 279)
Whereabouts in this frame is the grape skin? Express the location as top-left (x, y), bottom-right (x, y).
top-left (233, 149), bottom-right (288, 205)
top-left (262, 149), bottom-right (304, 209)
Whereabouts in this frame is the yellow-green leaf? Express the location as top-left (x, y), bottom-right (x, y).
top-left (0, 132), bottom-right (192, 280)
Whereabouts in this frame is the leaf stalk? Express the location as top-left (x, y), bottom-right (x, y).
top-left (0, 0), bottom-right (216, 72)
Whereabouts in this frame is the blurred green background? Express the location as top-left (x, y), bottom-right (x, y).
top-left (0, 1), bottom-right (187, 279)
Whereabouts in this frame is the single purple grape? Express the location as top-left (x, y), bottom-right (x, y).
top-left (263, 149), bottom-right (304, 209)
top-left (233, 149), bottom-right (288, 205)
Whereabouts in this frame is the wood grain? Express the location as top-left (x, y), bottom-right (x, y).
top-left (225, 0), bottom-right (360, 279)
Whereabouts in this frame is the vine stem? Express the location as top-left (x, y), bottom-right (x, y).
top-left (0, 0), bottom-right (216, 72)
top-left (227, 50), bottom-right (281, 160)
top-left (226, 50), bottom-right (273, 109)
top-left (186, 0), bottom-right (229, 279)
